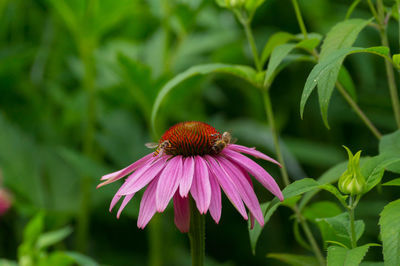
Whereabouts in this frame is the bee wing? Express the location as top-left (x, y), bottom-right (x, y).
top-left (230, 137), bottom-right (238, 144)
top-left (145, 142), bottom-right (159, 149)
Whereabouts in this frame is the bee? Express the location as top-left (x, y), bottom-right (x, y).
top-left (145, 140), bottom-right (171, 156)
top-left (211, 131), bottom-right (236, 154)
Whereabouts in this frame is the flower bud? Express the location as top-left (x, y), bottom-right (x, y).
top-left (338, 146), bottom-right (366, 196)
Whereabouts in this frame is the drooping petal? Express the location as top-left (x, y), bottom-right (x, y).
top-left (137, 178), bottom-right (158, 229)
top-left (217, 157), bottom-right (264, 226)
top-left (98, 153), bottom-right (154, 187)
top-left (204, 155), bottom-right (248, 220)
top-left (227, 144), bottom-right (280, 166)
top-left (109, 194), bottom-right (122, 212)
top-left (179, 156), bottom-right (195, 197)
top-left (223, 149), bottom-right (284, 201)
top-left (118, 156), bottom-right (168, 195)
top-left (173, 193), bottom-right (190, 233)
top-left (242, 168), bottom-right (257, 230)
top-left (208, 170), bottom-right (222, 224)
top-left (156, 156), bottom-right (183, 212)
top-left (190, 156), bottom-right (211, 214)
top-left (117, 194), bottom-right (135, 219)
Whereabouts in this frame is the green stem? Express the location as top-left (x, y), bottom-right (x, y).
top-left (242, 19), bottom-right (262, 71)
top-left (263, 92), bottom-right (290, 186)
top-left (76, 40), bottom-right (96, 252)
top-left (367, 0), bottom-right (380, 23)
top-left (189, 198), bottom-right (205, 266)
top-left (291, 0), bottom-right (308, 39)
top-left (148, 215), bottom-right (163, 266)
top-left (336, 82), bottom-right (382, 139)
top-left (397, 0), bottom-right (400, 51)
top-left (348, 196), bottom-right (357, 249)
top-left (345, 0), bottom-right (362, 20)
top-left (376, 0), bottom-right (400, 129)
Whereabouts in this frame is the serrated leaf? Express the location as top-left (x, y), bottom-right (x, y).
top-left (327, 244), bottom-right (370, 266)
top-left (151, 64), bottom-right (259, 133)
top-left (319, 184), bottom-right (348, 208)
top-left (379, 199), bottom-right (400, 266)
top-left (320, 213), bottom-right (364, 243)
top-left (300, 46), bottom-right (389, 127)
top-left (36, 226), bottom-right (73, 250)
top-left (267, 253), bottom-right (319, 266)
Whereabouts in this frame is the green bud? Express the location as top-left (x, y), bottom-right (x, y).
top-left (338, 146), bottom-right (366, 196)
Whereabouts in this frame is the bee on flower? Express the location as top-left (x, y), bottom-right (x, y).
top-left (97, 121), bottom-right (283, 232)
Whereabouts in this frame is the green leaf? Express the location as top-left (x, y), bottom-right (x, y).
top-left (249, 178), bottom-right (320, 254)
top-left (264, 38), bottom-right (321, 87)
top-left (382, 178), bottom-right (400, 186)
top-left (319, 19), bottom-right (372, 61)
top-left (151, 64), bottom-right (259, 134)
top-left (23, 212), bottom-right (45, 246)
top-left (65, 252), bottom-right (99, 266)
top-left (379, 130), bottom-right (400, 173)
top-left (303, 201), bottom-right (342, 222)
top-left (261, 32), bottom-right (297, 65)
top-left (362, 155), bottom-right (400, 192)
top-left (36, 226), bottom-right (73, 250)
top-left (300, 46), bottom-right (389, 127)
top-left (319, 213), bottom-right (364, 242)
top-left (337, 66), bottom-right (357, 101)
top-left (267, 253), bottom-right (319, 266)
top-left (379, 199), bottom-right (400, 266)
top-left (327, 244), bottom-right (371, 266)
top-left (319, 184), bottom-right (348, 208)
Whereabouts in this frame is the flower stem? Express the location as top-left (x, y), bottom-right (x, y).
top-left (348, 196), bottom-right (357, 249)
top-left (376, 0), bottom-right (400, 129)
top-left (242, 19), bottom-right (262, 71)
top-left (345, 0), bottom-right (362, 20)
top-left (263, 92), bottom-right (290, 187)
top-left (264, 91), bottom-right (326, 266)
top-left (335, 82), bottom-right (382, 139)
top-left (291, 0), bottom-right (308, 39)
top-left (149, 215), bottom-right (163, 266)
top-left (189, 198), bottom-right (205, 266)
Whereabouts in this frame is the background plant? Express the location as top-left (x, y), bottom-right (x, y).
top-left (1, 0), bottom-right (400, 265)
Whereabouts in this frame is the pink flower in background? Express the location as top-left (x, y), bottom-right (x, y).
top-left (98, 121), bottom-right (283, 232)
top-left (0, 189), bottom-right (12, 216)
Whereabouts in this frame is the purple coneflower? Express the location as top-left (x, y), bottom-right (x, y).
top-left (98, 121), bottom-right (283, 232)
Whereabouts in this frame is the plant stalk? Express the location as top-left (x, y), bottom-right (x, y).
top-left (291, 0), bottom-right (308, 39)
top-left (242, 20), bottom-right (262, 71)
top-left (189, 198), bottom-right (205, 266)
top-left (348, 196), bottom-right (357, 249)
top-left (336, 82), bottom-right (382, 139)
top-left (149, 215), bottom-right (163, 266)
top-left (376, 0), bottom-right (400, 128)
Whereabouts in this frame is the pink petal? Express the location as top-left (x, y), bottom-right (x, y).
top-left (117, 194), bottom-right (135, 219)
top-left (173, 193), bottom-right (190, 233)
top-left (98, 153), bottom-right (154, 188)
top-left (223, 149), bottom-right (284, 201)
top-left (227, 144), bottom-right (280, 166)
top-left (208, 171), bottom-right (222, 224)
top-left (190, 156), bottom-right (211, 214)
top-left (218, 157), bottom-right (264, 226)
top-left (109, 194), bottom-right (122, 212)
top-left (156, 156), bottom-right (183, 212)
top-left (118, 156), bottom-right (168, 195)
top-left (204, 155), bottom-right (248, 220)
top-left (137, 178), bottom-right (158, 229)
top-left (179, 156), bottom-right (195, 197)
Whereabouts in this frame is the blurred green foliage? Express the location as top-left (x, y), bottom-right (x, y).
top-left (1, 0), bottom-right (400, 265)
